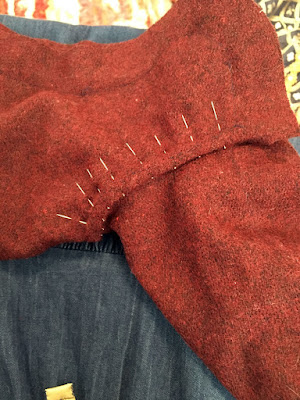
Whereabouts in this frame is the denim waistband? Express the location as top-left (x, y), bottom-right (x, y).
top-left (53, 231), bottom-right (125, 255)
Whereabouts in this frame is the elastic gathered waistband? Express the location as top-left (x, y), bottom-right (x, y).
top-left (53, 231), bottom-right (125, 255)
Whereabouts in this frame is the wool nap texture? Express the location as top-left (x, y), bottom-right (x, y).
top-left (0, 0), bottom-right (299, 399)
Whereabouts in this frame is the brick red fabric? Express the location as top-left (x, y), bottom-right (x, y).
top-left (0, 0), bottom-right (299, 399)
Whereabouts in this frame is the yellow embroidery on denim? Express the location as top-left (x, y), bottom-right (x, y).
top-left (45, 383), bottom-right (76, 400)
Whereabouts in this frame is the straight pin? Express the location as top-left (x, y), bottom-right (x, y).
top-left (154, 135), bottom-right (162, 146)
top-left (110, 174), bottom-right (115, 181)
top-left (79, 220), bottom-right (87, 225)
top-left (182, 114), bottom-right (189, 129)
top-left (190, 136), bottom-right (194, 141)
top-left (287, 386), bottom-right (300, 398)
top-left (126, 142), bottom-right (136, 156)
top-left (211, 101), bottom-right (218, 120)
top-left (211, 101), bottom-right (221, 131)
top-left (126, 142), bottom-right (143, 163)
top-left (88, 199), bottom-right (94, 207)
top-left (76, 182), bottom-right (95, 207)
top-left (99, 157), bottom-right (109, 171)
top-left (86, 169), bottom-right (93, 179)
top-left (97, 188), bottom-right (101, 193)
top-left (76, 182), bottom-right (86, 195)
top-left (57, 214), bottom-right (72, 220)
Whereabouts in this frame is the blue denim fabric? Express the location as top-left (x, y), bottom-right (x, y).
top-left (0, 15), bottom-right (237, 400)
top-left (0, 14), bottom-right (299, 400)
top-left (0, 233), bottom-right (238, 400)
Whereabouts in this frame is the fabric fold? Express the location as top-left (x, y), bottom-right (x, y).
top-left (110, 139), bottom-right (300, 400)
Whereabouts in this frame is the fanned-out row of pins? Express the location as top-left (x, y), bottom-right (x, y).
top-left (56, 101), bottom-right (226, 231)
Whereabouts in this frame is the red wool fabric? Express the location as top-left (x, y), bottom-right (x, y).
top-left (0, 0), bottom-right (299, 398)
